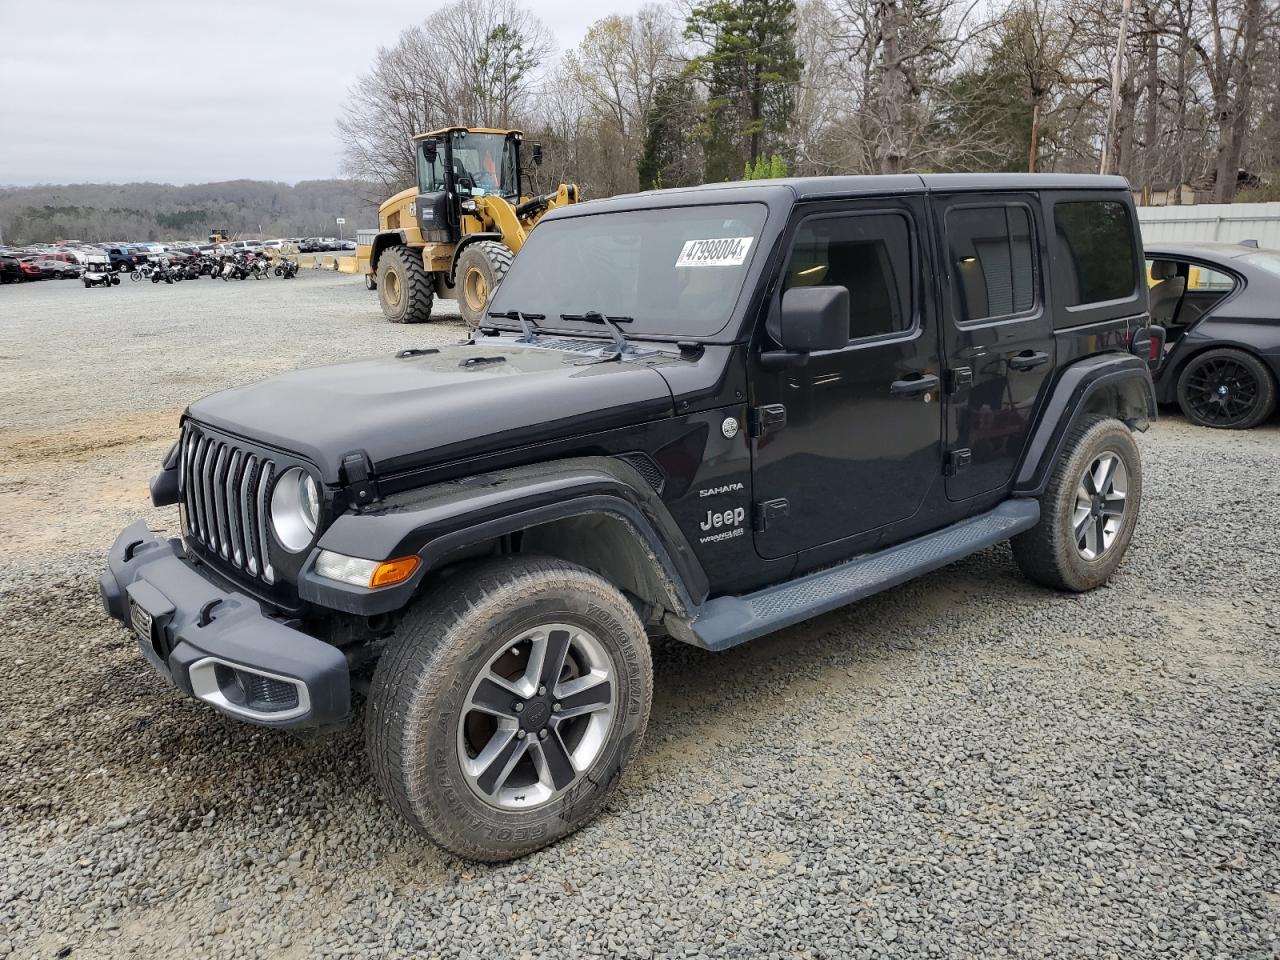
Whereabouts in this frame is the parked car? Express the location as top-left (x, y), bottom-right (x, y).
top-left (16, 259), bottom-right (49, 281)
top-left (0, 256), bottom-right (22, 283)
top-left (31, 258), bottom-right (83, 279)
top-left (100, 246), bottom-right (136, 273)
top-left (1145, 240), bottom-right (1280, 429)
top-left (101, 173), bottom-right (1156, 862)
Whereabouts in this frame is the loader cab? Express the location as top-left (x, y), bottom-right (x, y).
top-left (415, 128), bottom-right (524, 242)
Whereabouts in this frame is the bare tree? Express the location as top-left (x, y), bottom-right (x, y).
top-left (830, 0), bottom-right (991, 173)
top-left (337, 0), bottom-right (552, 198)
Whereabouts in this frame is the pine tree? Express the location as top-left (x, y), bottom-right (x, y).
top-left (637, 76), bottom-right (704, 190)
top-left (685, 0), bottom-right (801, 182)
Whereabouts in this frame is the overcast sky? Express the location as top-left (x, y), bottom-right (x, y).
top-left (0, 0), bottom-right (651, 186)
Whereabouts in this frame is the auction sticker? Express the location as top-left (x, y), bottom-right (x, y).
top-left (676, 237), bottom-right (754, 267)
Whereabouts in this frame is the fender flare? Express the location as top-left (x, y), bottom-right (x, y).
top-left (1014, 353), bottom-right (1157, 496)
top-left (298, 457), bottom-right (708, 617)
top-left (448, 233), bottom-right (504, 285)
top-left (368, 231), bottom-right (408, 272)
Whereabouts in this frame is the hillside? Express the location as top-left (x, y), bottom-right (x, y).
top-left (0, 180), bottom-right (386, 244)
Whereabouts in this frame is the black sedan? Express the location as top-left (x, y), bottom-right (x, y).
top-left (1145, 240), bottom-right (1280, 429)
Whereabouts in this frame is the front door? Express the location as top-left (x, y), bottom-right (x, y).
top-left (933, 194), bottom-right (1055, 501)
top-left (750, 198), bottom-right (943, 560)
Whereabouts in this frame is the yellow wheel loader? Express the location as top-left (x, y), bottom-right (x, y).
top-left (366, 127), bottom-right (579, 327)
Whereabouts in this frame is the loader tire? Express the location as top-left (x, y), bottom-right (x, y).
top-left (456, 241), bottom-right (513, 329)
top-left (377, 245), bottom-right (434, 324)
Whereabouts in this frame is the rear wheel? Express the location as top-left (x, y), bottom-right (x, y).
top-left (1176, 347), bottom-right (1276, 429)
top-left (1012, 416), bottom-right (1142, 592)
top-left (455, 241), bottom-right (513, 329)
top-left (366, 556), bottom-right (652, 861)
top-left (376, 246), bottom-right (433, 323)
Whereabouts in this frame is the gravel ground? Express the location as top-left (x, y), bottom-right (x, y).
top-left (1, 273), bottom-right (1277, 959)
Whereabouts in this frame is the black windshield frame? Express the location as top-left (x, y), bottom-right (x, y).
top-left (487, 201), bottom-right (773, 341)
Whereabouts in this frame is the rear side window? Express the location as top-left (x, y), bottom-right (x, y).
top-left (1054, 201), bottom-right (1137, 306)
top-left (784, 212), bottom-right (913, 340)
top-left (1188, 265), bottom-right (1235, 290)
top-left (946, 205), bottom-right (1038, 323)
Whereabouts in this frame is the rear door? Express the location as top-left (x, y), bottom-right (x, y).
top-left (934, 194), bottom-right (1054, 501)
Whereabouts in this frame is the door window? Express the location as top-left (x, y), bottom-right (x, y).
top-left (945, 205), bottom-right (1038, 323)
top-left (1053, 201), bottom-right (1137, 306)
top-left (783, 213), bottom-right (913, 340)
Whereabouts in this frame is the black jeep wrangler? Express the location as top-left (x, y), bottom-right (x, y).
top-left (102, 174), bottom-right (1156, 861)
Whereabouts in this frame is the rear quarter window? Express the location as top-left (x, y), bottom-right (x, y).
top-left (1053, 200), bottom-right (1137, 307)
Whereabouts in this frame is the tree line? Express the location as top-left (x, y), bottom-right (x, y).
top-left (339, 0), bottom-right (1280, 205)
top-left (0, 180), bottom-right (378, 246)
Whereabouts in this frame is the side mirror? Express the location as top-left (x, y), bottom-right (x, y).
top-left (531, 142), bottom-right (543, 166)
top-left (771, 285), bottom-right (849, 363)
top-left (423, 141), bottom-right (438, 163)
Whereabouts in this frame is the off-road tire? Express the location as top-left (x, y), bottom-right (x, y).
top-left (1175, 347), bottom-right (1277, 430)
top-left (377, 245), bottom-right (434, 324)
top-left (1012, 416), bottom-right (1142, 592)
top-left (366, 556), bottom-right (652, 862)
top-left (455, 240), bottom-right (513, 329)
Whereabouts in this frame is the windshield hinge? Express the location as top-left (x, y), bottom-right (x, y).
top-left (341, 452), bottom-right (380, 508)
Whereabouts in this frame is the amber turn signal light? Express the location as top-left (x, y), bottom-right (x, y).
top-left (369, 556), bottom-right (420, 589)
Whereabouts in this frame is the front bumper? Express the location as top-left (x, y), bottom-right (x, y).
top-left (100, 520), bottom-right (350, 728)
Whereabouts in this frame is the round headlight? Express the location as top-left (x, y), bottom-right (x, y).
top-left (270, 467), bottom-right (320, 553)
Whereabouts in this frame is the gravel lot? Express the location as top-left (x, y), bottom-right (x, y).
top-left (2, 273), bottom-right (1277, 959)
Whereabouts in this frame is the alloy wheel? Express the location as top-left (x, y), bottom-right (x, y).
top-left (457, 623), bottom-right (615, 811)
top-left (1184, 356), bottom-right (1260, 426)
top-left (1073, 452), bottom-right (1128, 560)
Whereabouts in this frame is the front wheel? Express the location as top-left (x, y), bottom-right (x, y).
top-left (1176, 347), bottom-right (1277, 430)
top-left (376, 246), bottom-right (433, 323)
top-left (366, 557), bottom-right (652, 861)
top-left (130, 270), bottom-right (142, 281)
top-left (455, 240), bottom-right (513, 329)
top-left (1012, 416), bottom-right (1142, 592)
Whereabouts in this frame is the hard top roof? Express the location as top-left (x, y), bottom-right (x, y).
top-left (542, 173), bottom-right (1132, 221)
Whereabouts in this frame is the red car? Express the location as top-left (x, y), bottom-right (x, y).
top-left (17, 259), bottom-right (46, 280)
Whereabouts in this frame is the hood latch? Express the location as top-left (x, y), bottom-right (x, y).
top-left (341, 451), bottom-right (380, 509)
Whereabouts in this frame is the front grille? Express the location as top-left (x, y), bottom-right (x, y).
top-left (179, 422), bottom-right (277, 585)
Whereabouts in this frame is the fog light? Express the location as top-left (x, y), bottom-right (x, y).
top-left (316, 550), bottom-right (420, 589)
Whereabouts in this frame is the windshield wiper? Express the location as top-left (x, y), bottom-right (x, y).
top-left (558, 311), bottom-right (640, 356)
top-left (487, 310), bottom-right (546, 342)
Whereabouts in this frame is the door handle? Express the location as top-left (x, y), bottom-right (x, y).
top-left (889, 374), bottom-right (940, 398)
top-left (1008, 351), bottom-right (1050, 371)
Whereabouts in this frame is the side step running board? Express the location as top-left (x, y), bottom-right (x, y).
top-left (686, 499), bottom-right (1040, 651)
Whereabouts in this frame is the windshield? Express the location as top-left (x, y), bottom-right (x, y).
top-left (488, 203), bottom-right (768, 338)
top-left (1240, 250), bottom-right (1280, 278)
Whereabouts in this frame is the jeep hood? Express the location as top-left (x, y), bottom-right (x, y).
top-left (186, 342), bottom-right (677, 482)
